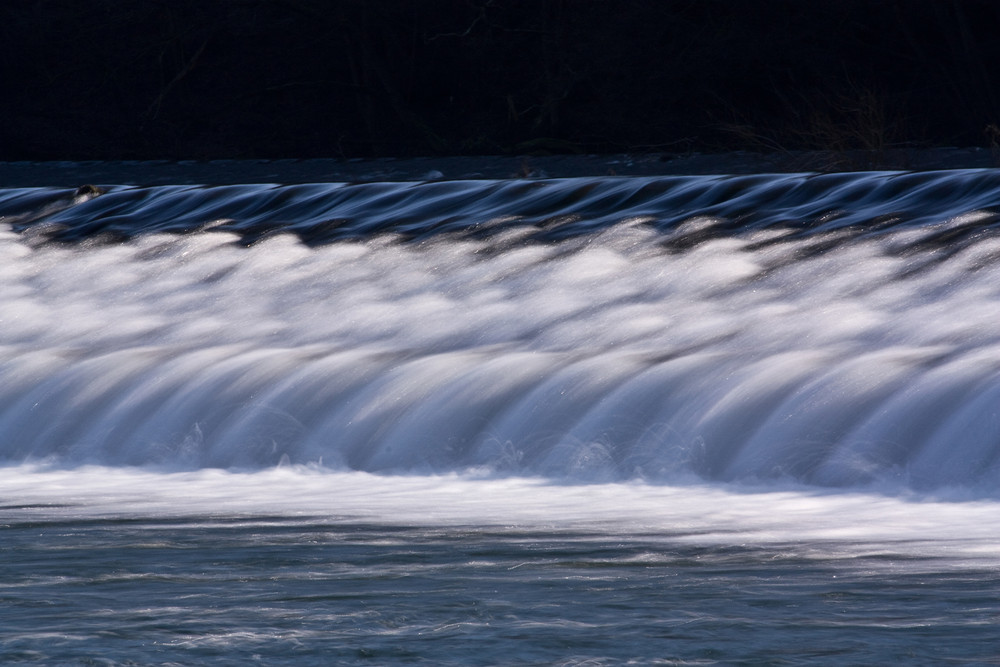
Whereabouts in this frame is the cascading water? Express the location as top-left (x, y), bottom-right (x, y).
top-left (3, 167), bottom-right (1000, 665)
top-left (3, 171), bottom-right (1000, 490)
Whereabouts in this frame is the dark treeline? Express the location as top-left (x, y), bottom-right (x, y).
top-left (4, 0), bottom-right (1000, 161)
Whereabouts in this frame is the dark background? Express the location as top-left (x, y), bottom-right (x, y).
top-left (4, 0), bottom-right (1000, 161)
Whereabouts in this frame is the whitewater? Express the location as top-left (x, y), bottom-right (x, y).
top-left (2, 167), bottom-right (1000, 664)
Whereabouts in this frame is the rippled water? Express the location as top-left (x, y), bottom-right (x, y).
top-left (2, 167), bottom-right (1000, 664)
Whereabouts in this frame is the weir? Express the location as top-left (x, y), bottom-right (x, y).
top-left (2, 169), bottom-right (1000, 492)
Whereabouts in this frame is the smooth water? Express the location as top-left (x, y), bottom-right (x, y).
top-left (2, 168), bottom-right (1000, 664)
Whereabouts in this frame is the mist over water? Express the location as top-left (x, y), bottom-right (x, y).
top-left (3, 168), bottom-right (1000, 664)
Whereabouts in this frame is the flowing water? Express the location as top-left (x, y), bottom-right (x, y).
top-left (2, 168), bottom-right (1000, 664)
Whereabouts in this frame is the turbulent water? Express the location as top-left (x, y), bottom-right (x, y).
top-left (3, 167), bottom-right (1000, 664)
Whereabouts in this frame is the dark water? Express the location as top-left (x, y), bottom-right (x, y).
top-left (5, 168), bottom-right (1000, 246)
top-left (2, 166), bottom-right (1000, 664)
top-left (5, 515), bottom-right (1000, 666)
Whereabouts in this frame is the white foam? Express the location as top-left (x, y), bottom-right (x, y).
top-left (2, 465), bottom-right (999, 567)
top-left (2, 224), bottom-right (1000, 486)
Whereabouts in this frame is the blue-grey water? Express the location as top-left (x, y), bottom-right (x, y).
top-left (2, 167), bottom-right (1000, 665)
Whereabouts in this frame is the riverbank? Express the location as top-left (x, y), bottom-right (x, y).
top-left (5, 2), bottom-right (1000, 163)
